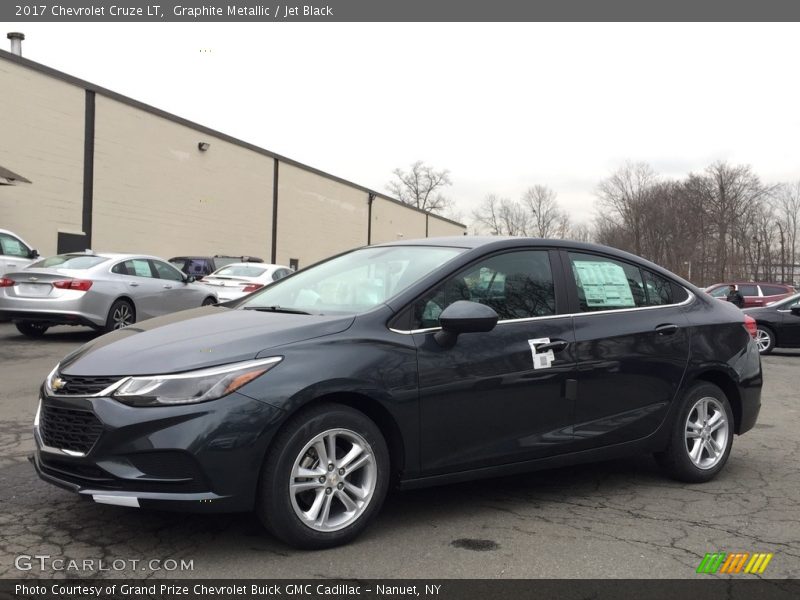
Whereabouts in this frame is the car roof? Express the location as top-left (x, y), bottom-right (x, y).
top-left (708, 282), bottom-right (792, 287)
top-left (55, 252), bottom-right (164, 261)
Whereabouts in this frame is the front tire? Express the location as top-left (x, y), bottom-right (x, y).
top-left (201, 297), bottom-right (217, 306)
top-left (655, 382), bottom-right (734, 483)
top-left (755, 325), bottom-right (775, 354)
top-left (257, 403), bottom-right (390, 549)
top-left (15, 321), bottom-right (48, 338)
top-left (105, 299), bottom-right (135, 332)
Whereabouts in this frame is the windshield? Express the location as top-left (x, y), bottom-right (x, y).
top-left (239, 245), bottom-right (465, 314)
top-left (30, 254), bottom-right (109, 270)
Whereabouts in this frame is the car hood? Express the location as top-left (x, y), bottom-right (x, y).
top-left (59, 306), bottom-right (355, 376)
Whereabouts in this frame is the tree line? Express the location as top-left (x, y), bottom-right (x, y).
top-left (389, 159), bottom-right (800, 287)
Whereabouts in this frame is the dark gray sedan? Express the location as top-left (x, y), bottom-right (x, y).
top-left (0, 252), bottom-right (218, 337)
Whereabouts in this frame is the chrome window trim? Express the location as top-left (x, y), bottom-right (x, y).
top-left (389, 289), bottom-right (695, 335)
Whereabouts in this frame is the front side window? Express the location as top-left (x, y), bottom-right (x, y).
top-left (240, 245), bottom-right (465, 315)
top-left (569, 252), bottom-right (646, 311)
top-left (0, 233), bottom-right (30, 257)
top-left (152, 260), bottom-right (185, 281)
top-left (123, 259), bottom-right (156, 278)
top-left (412, 250), bottom-right (556, 329)
top-left (708, 286), bottom-right (728, 298)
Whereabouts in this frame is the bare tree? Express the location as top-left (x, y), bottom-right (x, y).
top-left (472, 194), bottom-right (529, 236)
top-left (777, 181), bottom-right (800, 284)
top-left (387, 161), bottom-right (452, 213)
top-left (521, 185), bottom-right (569, 238)
top-left (596, 162), bottom-right (657, 256)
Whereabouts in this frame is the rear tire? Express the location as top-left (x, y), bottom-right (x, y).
top-left (655, 382), bottom-right (734, 483)
top-left (105, 299), bottom-right (135, 332)
top-left (256, 403), bottom-right (390, 549)
top-left (15, 321), bottom-right (48, 338)
top-left (755, 325), bottom-right (775, 354)
top-left (201, 297), bottom-right (217, 306)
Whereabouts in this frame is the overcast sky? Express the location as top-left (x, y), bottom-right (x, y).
top-left (9, 22), bottom-right (800, 226)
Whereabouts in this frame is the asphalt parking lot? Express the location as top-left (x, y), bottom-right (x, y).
top-left (0, 322), bottom-right (798, 579)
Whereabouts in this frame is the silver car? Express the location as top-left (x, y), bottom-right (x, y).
top-left (0, 252), bottom-right (218, 337)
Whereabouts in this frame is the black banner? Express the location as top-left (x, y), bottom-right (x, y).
top-left (2, 580), bottom-right (800, 600)
top-left (3, 0), bottom-right (800, 22)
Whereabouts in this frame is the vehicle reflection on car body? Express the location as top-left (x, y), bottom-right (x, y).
top-left (30, 238), bottom-right (761, 549)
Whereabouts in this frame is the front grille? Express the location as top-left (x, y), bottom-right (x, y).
top-left (54, 374), bottom-right (121, 396)
top-left (39, 404), bottom-right (103, 454)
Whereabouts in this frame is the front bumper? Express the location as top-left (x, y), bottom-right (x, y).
top-left (32, 390), bottom-right (285, 513)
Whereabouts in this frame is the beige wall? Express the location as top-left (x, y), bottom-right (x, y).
top-left (370, 196), bottom-right (427, 244)
top-left (1, 56), bottom-right (466, 266)
top-left (276, 163), bottom-right (369, 267)
top-left (0, 59), bottom-right (84, 256)
top-left (428, 214), bottom-right (466, 238)
top-left (92, 96), bottom-right (273, 260)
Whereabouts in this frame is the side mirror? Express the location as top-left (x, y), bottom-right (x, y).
top-left (29, 249), bottom-right (39, 259)
top-left (184, 275), bottom-right (196, 283)
top-left (434, 300), bottom-right (498, 347)
top-left (790, 306), bottom-right (800, 317)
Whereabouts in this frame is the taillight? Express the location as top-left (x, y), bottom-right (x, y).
top-left (241, 283), bottom-right (264, 293)
top-left (0, 278), bottom-right (15, 287)
top-left (743, 314), bottom-right (758, 339)
top-left (53, 279), bottom-right (93, 292)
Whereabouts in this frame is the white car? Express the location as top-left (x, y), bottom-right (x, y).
top-left (201, 262), bottom-right (293, 302)
top-left (0, 228), bottom-right (38, 276)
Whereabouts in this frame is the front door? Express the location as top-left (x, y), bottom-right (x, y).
top-left (412, 249), bottom-right (578, 476)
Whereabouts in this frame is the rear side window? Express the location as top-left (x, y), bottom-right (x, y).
top-left (761, 285), bottom-right (788, 296)
top-left (412, 250), bottom-right (556, 329)
top-left (642, 270), bottom-right (673, 305)
top-left (568, 253), bottom-right (646, 311)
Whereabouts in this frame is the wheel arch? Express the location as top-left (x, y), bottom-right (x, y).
top-left (689, 369), bottom-right (743, 434)
top-left (266, 391), bottom-right (406, 483)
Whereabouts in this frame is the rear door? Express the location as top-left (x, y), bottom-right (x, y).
top-left (411, 248), bottom-right (579, 475)
top-left (110, 259), bottom-right (164, 319)
top-left (562, 250), bottom-right (692, 450)
top-left (738, 283), bottom-right (761, 307)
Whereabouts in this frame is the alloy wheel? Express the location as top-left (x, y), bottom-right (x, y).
top-left (684, 396), bottom-right (729, 470)
top-left (289, 428), bottom-right (377, 532)
top-left (755, 329), bottom-right (772, 353)
top-left (112, 304), bottom-right (133, 329)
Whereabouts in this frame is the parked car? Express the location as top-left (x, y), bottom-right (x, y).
top-left (31, 238), bottom-right (761, 549)
top-left (0, 228), bottom-right (39, 276)
top-left (168, 255), bottom-right (264, 279)
top-left (201, 262), bottom-right (294, 302)
top-left (0, 252), bottom-right (218, 337)
top-left (705, 281), bottom-right (795, 308)
top-left (743, 293), bottom-right (800, 354)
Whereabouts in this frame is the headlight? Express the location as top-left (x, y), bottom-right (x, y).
top-left (112, 357), bottom-right (282, 407)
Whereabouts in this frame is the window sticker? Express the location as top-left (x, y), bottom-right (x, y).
top-left (1, 238), bottom-right (25, 256)
top-left (573, 261), bottom-right (635, 308)
top-left (131, 260), bottom-right (151, 278)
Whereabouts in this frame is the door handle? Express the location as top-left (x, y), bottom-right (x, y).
top-left (655, 324), bottom-right (679, 335)
top-left (535, 340), bottom-right (569, 353)
top-left (163, 285), bottom-right (173, 289)
top-left (129, 282), bottom-right (139, 287)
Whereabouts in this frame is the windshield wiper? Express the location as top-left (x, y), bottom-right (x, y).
top-left (243, 305), bottom-right (313, 315)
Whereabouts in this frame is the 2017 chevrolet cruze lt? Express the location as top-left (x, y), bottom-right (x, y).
top-left (31, 238), bottom-right (762, 548)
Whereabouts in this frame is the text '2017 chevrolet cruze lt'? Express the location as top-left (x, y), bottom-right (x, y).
top-left (31, 238), bottom-right (762, 548)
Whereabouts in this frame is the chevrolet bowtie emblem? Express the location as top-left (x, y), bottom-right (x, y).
top-left (52, 377), bottom-right (66, 391)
